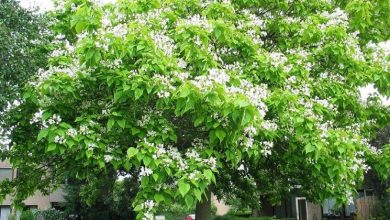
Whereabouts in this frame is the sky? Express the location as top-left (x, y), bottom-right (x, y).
top-left (18, 0), bottom-right (54, 12)
top-left (18, 0), bottom-right (116, 11)
top-left (17, 0), bottom-right (390, 105)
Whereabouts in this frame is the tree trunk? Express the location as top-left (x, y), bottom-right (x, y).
top-left (251, 209), bottom-right (260, 217)
top-left (195, 188), bottom-right (211, 220)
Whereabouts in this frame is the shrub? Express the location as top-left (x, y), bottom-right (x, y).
top-left (20, 210), bottom-right (35, 220)
top-left (33, 209), bottom-right (66, 220)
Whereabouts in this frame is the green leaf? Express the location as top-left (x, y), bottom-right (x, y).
top-left (117, 119), bottom-right (126, 128)
top-left (215, 129), bottom-right (226, 142)
top-left (194, 116), bottom-right (204, 127)
top-left (154, 194), bottom-right (165, 203)
top-left (178, 180), bottom-right (191, 197)
top-left (204, 169), bottom-right (213, 181)
top-left (107, 119), bottom-right (115, 130)
top-left (305, 143), bottom-right (315, 153)
top-left (37, 129), bottom-right (49, 141)
top-left (114, 91), bottom-right (123, 102)
top-left (194, 189), bottom-right (202, 201)
top-left (296, 117), bottom-right (304, 123)
top-left (137, 44), bottom-right (145, 51)
top-left (47, 143), bottom-right (57, 152)
top-left (179, 84), bottom-right (191, 98)
top-left (153, 173), bottom-right (159, 181)
top-left (241, 109), bottom-right (252, 126)
top-left (127, 147), bottom-right (139, 158)
top-left (86, 150), bottom-right (93, 158)
top-left (143, 156), bottom-right (152, 166)
top-left (135, 88), bottom-right (143, 100)
top-left (185, 195), bottom-right (194, 208)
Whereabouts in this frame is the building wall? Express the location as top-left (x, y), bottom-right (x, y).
top-left (356, 196), bottom-right (377, 220)
top-left (307, 201), bottom-right (322, 220)
top-left (0, 161), bottom-right (65, 210)
top-left (1, 188), bottom-right (65, 209)
top-left (211, 194), bottom-right (231, 216)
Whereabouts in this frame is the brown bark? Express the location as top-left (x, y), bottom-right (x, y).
top-left (251, 209), bottom-right (261, 217)
top-left (195, 188), bottom-right (211, 220)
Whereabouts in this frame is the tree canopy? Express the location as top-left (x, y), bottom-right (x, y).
top-left (0, 0), bottom-right (50, 110)
top-left (0, 0), bottom-right (389, 219)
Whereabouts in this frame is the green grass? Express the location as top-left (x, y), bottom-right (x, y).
top-left (159, 213), bottom-right (296, 220)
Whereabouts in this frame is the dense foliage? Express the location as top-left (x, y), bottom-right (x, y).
top-left (0, 0), bottom-right (389, 219)
top-left (0, 0), bottom-right (50, 110)
top-left (63, 177), bottom-right (138, 220)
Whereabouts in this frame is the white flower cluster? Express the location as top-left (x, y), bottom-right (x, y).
top-left (260, 141), bottom-right (273, 157)
top-left (367, 40), bottom-right (390, 71)
top-left (30, 111), bottom-right (62, 129)
top-left (79, 124), bottom-right (93, 135)
top-left (319, 8), bottom-right (349, 29)
top-left (351, 151), bottom-right (369, 173)
top-left (54, 135), bottom-right (66, 144)
top-left (153, 74), bottom-right (175, 98)
top-left (137, 114), bottom-right (151, 127)
top-left (260, 120), bottom-right (278, 131)
top-left (188, 170), bottom-right (201, 181)
top-left (150, 32), bottom-right (176, 56)
top-left (109, 23), bottom-right (128, 38)
top-left (361, 138), bottom-right (382, 155)
top-left (318, 71), bottom-right (346, 82)
top-left (177, 14), bottom-right (213, 32)
top-left (206, 157), bottom-right (217, 170)
top-left (192, 68), bottom-right (230, 90)
top-left (141, 200), bottom-right (155, 220)
top-left (66, 128), bottom-right (78, 138)
top-left (152, 144), bottom-right (167, 160)
top-left (228, 80), bottom-right (269, 117)
top-left (104, 154), bottom-right (113, 163)
top-left (242, 125), bottom-right (257, 150)
top-left (192, 138), bottom-right (208, 149)
top-left (247, 13), bottom-right (266, 29)
top-left (134, 8), bottom-right (170, 28)
top-left (313, 97), bottom-right (336, 112)
top-left (87, 143), bottom-right (97, 151)
top-left (318, 121), bottom-right (333, 141)
top-left (269, 52), bottom-right (288, 69)
top-left (286, 76), bottom-right (311, 97)
top-left (139, 166), bottom-right (153, 177)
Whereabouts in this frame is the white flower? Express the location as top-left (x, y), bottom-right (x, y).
top-left (66, 128), bottom-right (78, 137)
top-left (150, 32), bottom-right (176, 56)
top-left (104, 155), bottom-right (113, 163)
top-left (54, 135), bottom-right (66, 144)
top-left (80, 125), bottom-right (91, 135)
top-left (30, 109), bottom-right (44, 124)
top-left (142, 200), bottom-right (155, 210)
top-left (88, 143), bottom-right (97, 150)
top-left (260, 141), bottom-right (273, 157)
top-left (178, 59), bottom-right (187, 69)
top-left (205, 157), bottom-right (217, 170)
top-left (140, 166), bottom-right (153, 177)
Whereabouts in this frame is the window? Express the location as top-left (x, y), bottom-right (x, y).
top-left (365, 189), bottom-right (374, 196)
top-left (0, 168), bottom-right (12, 181)
top-left (323, 199), bottom-right (339, 216)
top-left (323, 198), bottom-right (357, 217)
top-left (0, 206), bottom-right (11, 220)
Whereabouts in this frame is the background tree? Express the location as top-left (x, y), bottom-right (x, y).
top-left (0, 1), bottom-right (389, 220)
top-left (0, 0), bottom-right (50, 110)
top-left (63, 176), bottom-right (138, 220)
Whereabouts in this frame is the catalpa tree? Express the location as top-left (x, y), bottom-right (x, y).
top-left (1, 0), bottom-right (389, 219)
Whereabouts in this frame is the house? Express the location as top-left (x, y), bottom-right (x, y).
top-left (212, 189), bottom-right (377, 220)
top-left (258, 188), bottom-right (377, 220)
top-left (0, 161), bottom-right (65, 220)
